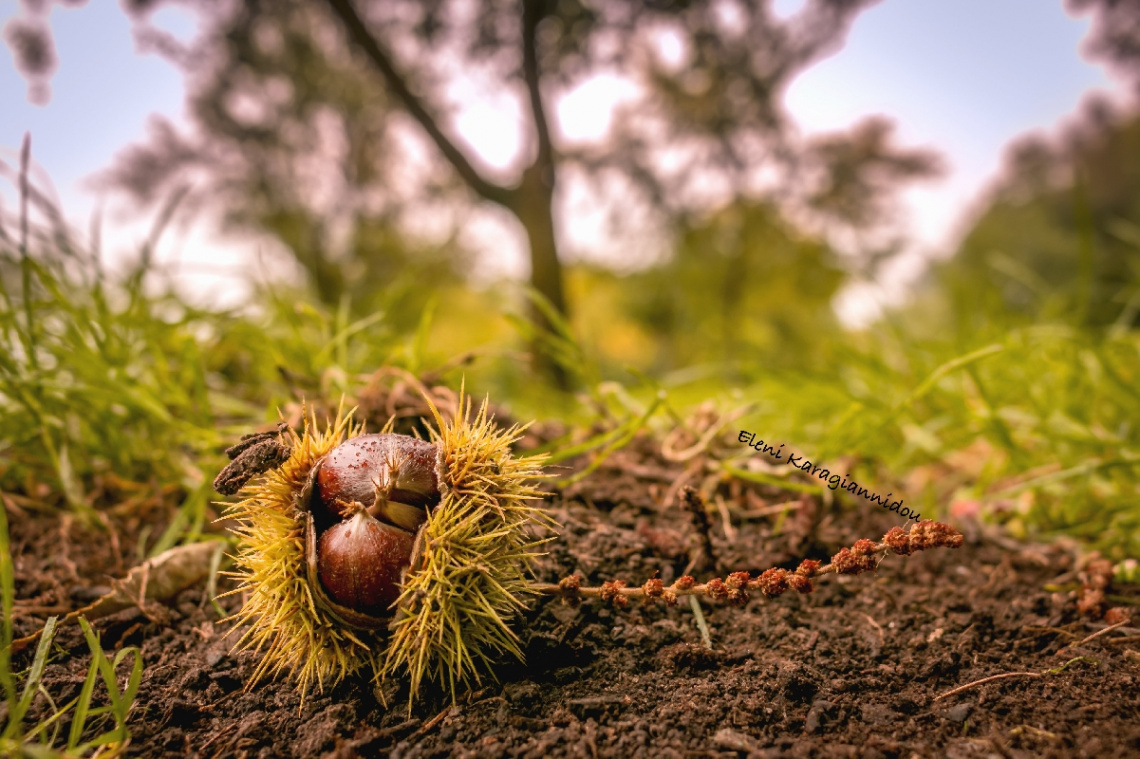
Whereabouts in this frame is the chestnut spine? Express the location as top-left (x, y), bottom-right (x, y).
top-left (222, 409), bottom-right (376, 697)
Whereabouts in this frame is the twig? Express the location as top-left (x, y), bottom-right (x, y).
top-left (934, 671), bottom-right (1042, 701)
top-left (661, 458), bottom-right (704, 510)
top-left (95, 510), bottom-right (124, 573)
top-left (860, 612), bottom-right (884, 644)
top-left (408, 704), bottom-right (452, 742)
top-left (57, 514), bottom-right (80, 582)
top-left (736, 500), bottom-right (803, 520)
top-left (1072, 619), bottom-right (1129, 648)
top-left (681, 486), bottom-right (718, 572)
top-left (689, 595), bottom-right (712, 649)
top-left (935, 657), bottom-right (1097, 701)
top-left (1009, 724), bottom-right (1058, 741)
top-left (12, 541), bottom-right (221, 652)
top-left (714, 494), bottom-right (737, 543)
top-left (1020, 625), bottom-right (1080, 640)
top-left (11, 604), bottom-right (71, 615)
top-left (660, 405), bottom-right (746, 463)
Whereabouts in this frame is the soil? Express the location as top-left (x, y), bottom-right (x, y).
top-left (6, 434), bottom-right (1140, 759)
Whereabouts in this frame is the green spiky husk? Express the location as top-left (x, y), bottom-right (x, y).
top-left (222, 410), bottom-right (379, 698)
top-left (381, 395), bottom-right (553, 703)
top-left (223, 395), bottom-right (552, 705)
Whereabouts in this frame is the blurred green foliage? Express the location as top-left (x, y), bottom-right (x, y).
top-left (945, 103), bottom-right (1140, 328)
top-left (613, 201), bottom-right (844, 376)
top-left (0, 180), bottom-right (423, 542)
top-left (734, 322), bottom-right (1139, 559)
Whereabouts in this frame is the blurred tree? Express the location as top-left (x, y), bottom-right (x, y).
top-left (1069, 0), bottom-right (1140, 90)
top-left (2, 0), bottom-right (69, 105)
top-left (623, 200), bottom-right (845, 374)
top-left (944, 98), bottom-right (1140, 328)
top-left (8, 0), bottom-right (941, 381)
top-left (939, 3), bottom-right (1140, 330)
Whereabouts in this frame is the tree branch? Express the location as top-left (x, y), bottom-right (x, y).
top-left (521, 0), bottom-right (554, 177)
top-left (323, 0), bottom-right (514, 207)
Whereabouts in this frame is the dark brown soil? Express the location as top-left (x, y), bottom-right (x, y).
top-left (7, 439), bottom-right (1140, 758)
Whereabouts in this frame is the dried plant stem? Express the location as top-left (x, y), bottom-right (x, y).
top-left (1072, 619), bottom-right (1129, 648)
top-left (688, 596), bottom-right (712, 648)
top-left (408, 704), bottom-right (453, 742)
top-left (535, 522), bottom-right (964, 608)
top-left (933, 672), bottom-right (1043, 701)
top-left (934, 656), bottom-right (1097, 701)
top-left (680, 486), bottom-right (719, 573)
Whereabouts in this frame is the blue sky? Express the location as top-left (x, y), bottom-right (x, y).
top-left (779, 0), bottom-right (1116, 319)
top-left (1, 2), bottom-right (189, 213)
top-left (0, 0), bottom-right (1123, 313)
top-left (786, 0), bottom-right (1111, 247)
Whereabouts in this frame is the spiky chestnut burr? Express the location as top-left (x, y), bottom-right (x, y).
top-left (220, 394), bottom-right (550, 704)
top-left (221, 407), bottom-right (963, 706)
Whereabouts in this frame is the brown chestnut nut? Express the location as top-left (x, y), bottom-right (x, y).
top-left (317, 509), bottom-right (416, 614)
top-left (315, 433), bottom-right (439, 531)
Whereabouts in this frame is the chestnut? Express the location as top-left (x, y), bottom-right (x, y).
top-left (315, 433), bottom-right (439, 532)
top-left (317, 508), bottom-right (416, 615)
top-left (307, 432), bottom-right (441, 616)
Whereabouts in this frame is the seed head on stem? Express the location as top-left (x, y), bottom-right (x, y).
top-left (536, 521), bottom-right (964, 607)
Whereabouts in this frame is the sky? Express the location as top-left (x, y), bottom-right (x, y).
top-left (781, 0), bottom-right (1116, 321)
top-left (0, 0), bottom-right (1124, 318)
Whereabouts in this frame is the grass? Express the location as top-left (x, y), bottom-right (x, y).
top-left (753, 320), bottom-right (1140, 558)
top-left (0, 154), bottom-right (418, 550)
top-left (3, 187), bottom-right (1138, 561)
top-left (1, 504), bottom-right (142, 758)
top-left (508, 269), bottom-right (1139, 558)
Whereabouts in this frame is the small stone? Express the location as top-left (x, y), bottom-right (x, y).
top-left (713, 728), bottom-right (760, 753)
top-left (943, 702), bottom-right (973, 723)
top-left (805, 699), bottom-right (833, 733)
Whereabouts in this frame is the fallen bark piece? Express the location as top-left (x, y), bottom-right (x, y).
top-left (12, 540), bottom-right (224, 652)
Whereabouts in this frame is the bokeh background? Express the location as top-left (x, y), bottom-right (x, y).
top-left (2, 0), bottom-right (1139, 560)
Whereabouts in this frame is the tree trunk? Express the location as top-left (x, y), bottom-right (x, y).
top-left (513, 164), bottom-right (570, 388)
top-left (516, 167), bottom-right (566, 316)
top-left (323, 0), bottom-right (571, 387)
